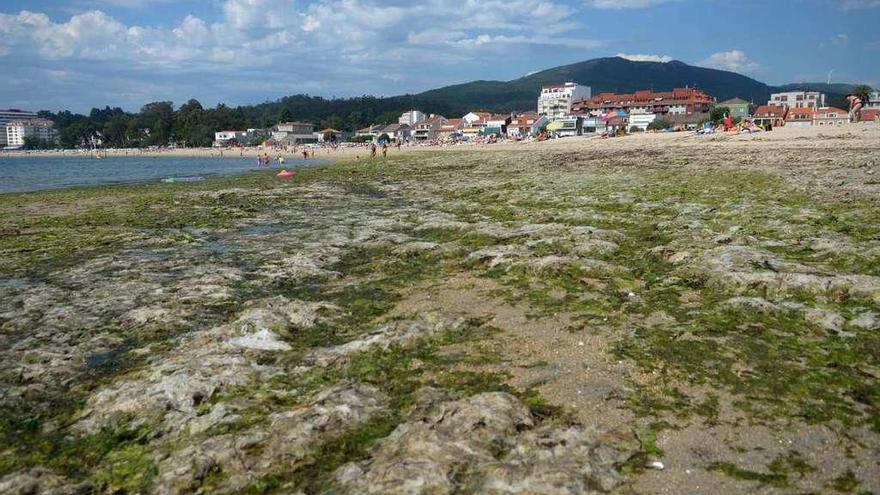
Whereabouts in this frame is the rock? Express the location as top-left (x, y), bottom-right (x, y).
top-left (304, 312), bottom-right (470, 368)
top-left (804, 309), bottom-right (845, 333)
top-left (153, 383), bottom-right (387, 495)
top-left (76, 297), bottom-right (335, 434)
top-left (849, 311), bottom-right (880, 330)
top-left (331, 391), bottom-right (633, 495)
top-left (332, 392), bottom-right (534, 494)
top-left (228, 328), bottom-right (291, 351)
top-left (0, 469), bottom-right (86, 495)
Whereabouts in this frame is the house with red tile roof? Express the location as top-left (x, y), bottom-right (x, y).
top-left (785, 106), bottom-right (814, 128)
top-left (860, 108), bottom-right (880, 122)
top-left (438, 118), bottom-right (465, 137)
top-left (572, 88), bottom-right (714, 116)
top-left (813, 107), bottom-right (848, 126)
top-left (752, 105), bottom-right (787, 128)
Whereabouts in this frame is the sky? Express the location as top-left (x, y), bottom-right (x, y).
top-left (1, 0), bottom-right (878, 113)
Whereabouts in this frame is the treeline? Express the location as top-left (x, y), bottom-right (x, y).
top-left (38, 93), bottom-right (480, 149)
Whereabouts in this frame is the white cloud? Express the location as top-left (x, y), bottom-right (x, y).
top-left (841, 0), bottom-right (880, 9)
top-left (698, 50), bottom-right (760, 74)
top-left (0, 0), bottom-right (613, 110)
top-left (616, 53), bottom-right (672, 62)
top-left (584, 0), bottom-right (676, 9)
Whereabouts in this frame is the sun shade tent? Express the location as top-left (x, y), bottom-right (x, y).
top-left (546, 121), bottom-right (565, 131)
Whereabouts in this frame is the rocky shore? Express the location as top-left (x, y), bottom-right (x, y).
top-left (1, 126), bottom-right (879, 494)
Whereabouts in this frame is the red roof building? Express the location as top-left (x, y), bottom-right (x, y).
top-left (785, 107), bottom-right (814, 127)
top-left (572, 88), bottom-right (715, 116)
top-left (752, 105), bottom-right (787, 128)
top-left (813, 107), bottom-right (848, 126)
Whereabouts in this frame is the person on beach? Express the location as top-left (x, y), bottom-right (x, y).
top-left (382, 143), bottom-right (388, 158)
top-left (302, 150), bottom-right (308, 160)
top-left (370, 143), bottom-right (377, 159)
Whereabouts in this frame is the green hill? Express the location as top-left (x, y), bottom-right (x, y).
top-left (414, 57), bottom-right (775, 113)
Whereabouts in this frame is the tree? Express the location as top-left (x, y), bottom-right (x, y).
top-left (852, 85), bottom-right (873, 105)
top-left (629, 125), bottom-right (643, 133)
top-left (277, 107), bottom-right (293, 123)
top-left (710, 106), bottom-right (730, 125)
top-left (140, 101), bottom-right (175, 146)
top-left (22, 136), bottom-right (55, 150)
top-left (647, 118), bottom-right (672, 131)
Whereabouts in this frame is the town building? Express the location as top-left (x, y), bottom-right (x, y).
top-left (861, 108), bottom-right (880, 122)
top-left (272, 122), bottom-right (316, 144)
top-left (0, 109), bottom-right (38, 148)
top-left (628, 111), bottom-right (657, 131)
top-left (484, 114), bottom-right (512, 136)
top-left (380, 123), bottom-right (411, 141)
top-left (813, 107), bottom-right (848, 126)
top-left (462, 112), bottom-right (492, 125)
top-left (864, 91), bottom-right (880, 109)
top-left (573, 88), bottom-right (714, 117)
top-left (768, 91), bottom-right (826, 110)
top-left (718, 98), bottom-right (751, 119)
top-left (537, 82), bottom-right (591, 120)
top-left (356, 125), bottom-right (384, 138)
top-left (547, 116), bottom-right (583, 137)
top-left (752, 105), bottom-right (787, 128)
top-left (785, 107), bottom-right (814, 128)
top-left (412, 115), bottom-right (447, 141)
top-left (316, 128), bottom-right (344, 143)
top-left (438, 118), bottom-right (465, 138)
top-left (507, 113), bottom-right (548, 138)
top-left (213, 130), bottom-right (248, 147)
top-left (398, 110), bottom-right (426, 126)
top-left (4, 119), bottom-right (57, 149)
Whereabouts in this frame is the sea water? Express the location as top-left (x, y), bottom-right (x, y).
top-left (0, 154), bottom-right (321, 194)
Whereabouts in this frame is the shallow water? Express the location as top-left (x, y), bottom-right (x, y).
top-left (0, 154), bottom-right (322, 193)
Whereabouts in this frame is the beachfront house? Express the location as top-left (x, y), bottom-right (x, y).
top-left (507, 113), bottom-right (548, 138)
top-left (484, 114), bottom-right (512, 136)
top-left (768, 91), bottom-right (826, 110)
top-left (861, 108), bottom-right (880, 122)
top-left (785, 107), bottom-right (814, 128)
top-left (412, 115), bottom-right (447, 141)
top-left (316, 128), bottom-right (344, 143)
top-left (865, 92), bottom-right (880, 109)
top-left (573, 88), bottom-right (714, 117)
top-left (813, 107), bottom-right (848, 126)
top-left (718, 98), bottom-right (751, 119)
top-left (398, 110), bottom-right (426, 126)
top-left (0, 109), bottom-right (38, 148)
top-left (4, 119), bottom-right (58, 149)
top-left (548, 116), bottom-right (582, 137)
top-left (438, 118), bottom-right (465, 138)
top-left (752, 105), bottom-right (787, 128)
top-left (379, 123), bottom-right (411, 142)
top-left (213, 130), bottom-right (248, 147)
top-left (538, 82), bottom-right (591, 120)
top-left (273, 121), bottom-right (317, 144)
top-left (356, 125), bottom-right (383, 138)
top-left (462, 112), bottom-right (492, 125)
top-left (628, 111), bottom-right (657, 131)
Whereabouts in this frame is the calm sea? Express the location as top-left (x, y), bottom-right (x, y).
top-left (0, 155), bottom-right (319, 194)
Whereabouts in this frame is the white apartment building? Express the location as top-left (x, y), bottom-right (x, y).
top-left (213, 130), bottom-right (248, 146)
top-left (768, 91), bottom-right (826, 110)
top-left (865, 91), bottom-right (880, 109)
top-left (537, 82), bottom-right (591, 120)
top-left (398, 110), bottom-right (426, 126)
top-left (629, 111), bottom-right (657, 131)
top-left (0, 109), bottom-right (38, 147)
top-left (4, 119), bottom-right (57, 149)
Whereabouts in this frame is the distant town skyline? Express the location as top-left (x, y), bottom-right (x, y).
top-left (2, 0), bottom-right (878, 113)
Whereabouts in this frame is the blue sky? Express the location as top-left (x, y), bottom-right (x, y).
top-left (1, 0), bottom-right (877, 113)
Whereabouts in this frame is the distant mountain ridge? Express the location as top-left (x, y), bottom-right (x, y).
top-left (409, 57), bottom-right (853, 113)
